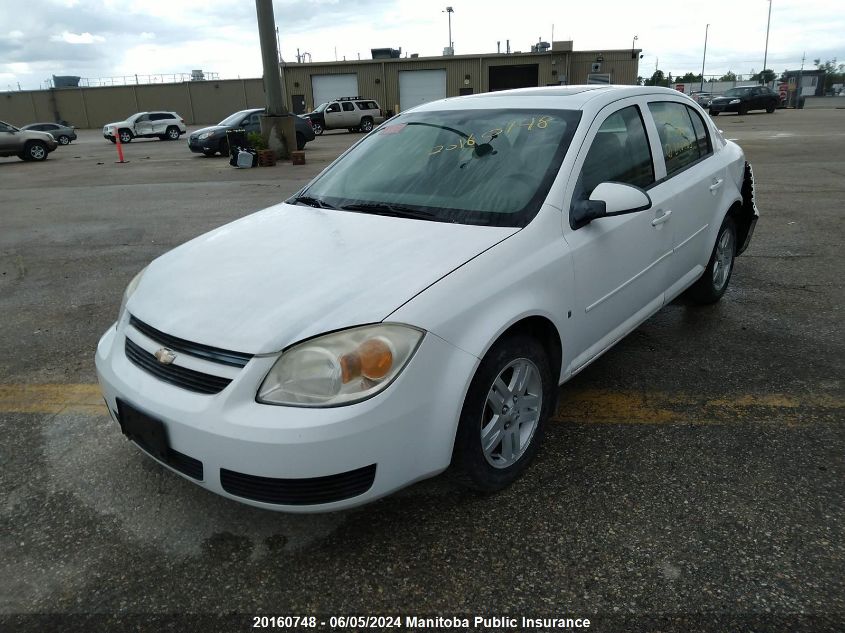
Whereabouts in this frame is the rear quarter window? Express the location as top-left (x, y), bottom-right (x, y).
top-left (356, 101), bottom-right (379, 110)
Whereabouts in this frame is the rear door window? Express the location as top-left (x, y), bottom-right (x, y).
top-left (647, 101), bottom-right (704, 177)
top-left (341, 102), bottom-right (355, 112)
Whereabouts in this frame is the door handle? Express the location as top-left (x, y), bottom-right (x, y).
top-left (709, 178), bottom-right (724, 192)
top-left (651, 209), bottom-right (672, 226)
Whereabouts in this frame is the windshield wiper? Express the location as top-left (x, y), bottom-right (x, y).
top-left (290, 195), bottom-right (336, 209)
top-left (340, 202), bottom-right (440, 221)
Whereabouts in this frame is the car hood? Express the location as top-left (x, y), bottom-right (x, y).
top-left (103, 120), bottom-right (130, 128)
top-left (191, 125), bottom-right (228, 137)
top-left (23, 130), bottom-right (56, 142)
top-left (711, 96), bottom-right (740, 103)
top-left (128, 203), bottom-right (518, 354)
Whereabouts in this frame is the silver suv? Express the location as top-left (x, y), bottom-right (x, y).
top-left (0, 120), bottom-right (58, 161)
top-left (304, 97), bottom-right (384, 135)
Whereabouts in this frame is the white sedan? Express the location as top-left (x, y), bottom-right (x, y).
top-left (96, 85), bottom-right (758, 512)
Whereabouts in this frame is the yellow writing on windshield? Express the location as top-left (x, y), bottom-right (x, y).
top-left (428, 115), bottom-right (553, 156)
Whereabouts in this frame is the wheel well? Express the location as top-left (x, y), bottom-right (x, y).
top-left (496, 316), bottom-right (562, 382)
top-left (730, 161), bottom-right (757, 255)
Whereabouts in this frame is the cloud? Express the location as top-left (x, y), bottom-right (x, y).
top-left (50, 31), bottom-right (106, 44)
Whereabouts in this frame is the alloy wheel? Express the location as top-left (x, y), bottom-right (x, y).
top-left (480, 358), bottom-right (543, 469)
top-left (712, 227), bottom-right (734, 290)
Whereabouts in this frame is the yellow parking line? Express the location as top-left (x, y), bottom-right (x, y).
top-left (554, 388), bottom-right (844, 425)
top-left (0, 383), bottom-right (106, 415)
top-left (0, 383), bottom-right (842, 425)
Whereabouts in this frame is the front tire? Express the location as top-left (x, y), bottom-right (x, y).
top-left (21, 141), bottom-right (48, 161)
top-left (451, 334), bottom-right (554, 492)
top-left (766, 102), bottom-right (776, 113)
top-left (710, 110), bottom-right (719, 116)
top-left (118, 129), bottom-right (133, 143)
top-left (685, 216), bottom-right (737, 305)
top-left (57, 135), bottom-right (70, 145)
top-left (218, 137), bottom-right (229, 157)
top-left (296, 132), bottom-right (305, 151)
top-left (311, 121), bottom-right (324, 135)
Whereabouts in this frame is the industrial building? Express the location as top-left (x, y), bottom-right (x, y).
top-left (282, 42), bottom-right (642, 114)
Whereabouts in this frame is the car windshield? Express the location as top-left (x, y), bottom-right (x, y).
top-left (218, 110), bottom-right (257, 126)
top-left (313, 103), bottom-right (328, 113)
top-left (0, 120), bottom-right (20, 131)
top-left (724, 87), bottom-right (754, 97)
top-left (299, 108), bottom-right (581, 227)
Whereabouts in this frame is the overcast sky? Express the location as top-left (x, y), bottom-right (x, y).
top-left (1, 0), bottom-right (842, 91)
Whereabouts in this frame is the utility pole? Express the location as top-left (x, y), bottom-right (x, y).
top-left (443, 7), bottom-right (454, 52)
top-left (700, 24), bottom-right (709, 93)
top-left (254, 0), bottom-right (292, 158)
top-left (762, 0), bottom-right (772, 84)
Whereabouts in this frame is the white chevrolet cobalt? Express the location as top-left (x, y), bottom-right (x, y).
top-left (96, 86), bottom-right (758, 511)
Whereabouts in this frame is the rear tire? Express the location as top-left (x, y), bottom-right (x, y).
top-left (451, 334), bottom-right (554, 492)
top-left (684, 216), bottom-right (737, 305)
top-left (165, 126), bottom-right (180, 140)
top-left (360, 117), bottom-right (374, 132)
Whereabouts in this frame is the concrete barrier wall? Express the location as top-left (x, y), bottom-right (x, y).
top-left (803, 96), bottom-right (845, 109)
top-left (0, 79), bottom-right (266, 128)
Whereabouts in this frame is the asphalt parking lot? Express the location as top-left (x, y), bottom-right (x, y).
top-left (1, 110), bottom-right (843, 631)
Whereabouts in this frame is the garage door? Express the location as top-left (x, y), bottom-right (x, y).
top-left (399, 70), bottom-right (447, 112)
top-left (311, 74), bottom-right (359, 109)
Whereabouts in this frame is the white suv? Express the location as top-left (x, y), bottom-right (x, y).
top-left (305, 97), bottom-right (384, 135)
top-left (103, 111), bottom-right (187, 143)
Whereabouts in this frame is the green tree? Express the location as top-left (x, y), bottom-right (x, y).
top-left (645, 70), bottom-right (670, 87)
top-left (813, 58), bottom-right (845, 92)
top-left (677, 72), bottom-right (703, 83)
top-left (751, 69), bottom-right (777, 84)
top-left (719, 71), bottom-right (737, 82)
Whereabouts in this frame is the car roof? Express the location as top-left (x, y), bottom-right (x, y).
top-left (412, 85), bottom-right (698, 113)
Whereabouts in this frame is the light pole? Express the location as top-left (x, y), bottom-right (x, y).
top-left (700, 24), bottom-right (709, 93)
top-left (632, 34), bottom-right (638, 59)
top-left (443, 6), bottom-right (454, 52)
top-left (762, 0), bottom-right (772, 84)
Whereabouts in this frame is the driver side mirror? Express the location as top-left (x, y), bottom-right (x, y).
top-left (571, 182), bottom-right (652, 229)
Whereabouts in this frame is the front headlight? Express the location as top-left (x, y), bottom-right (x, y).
top-left (117, 266), bottom-right (147, 323)
top-left (258, 324), bottom-right (425, 407)
top-left (729, 99), bottom-right (741, 104)
top-left (198, 131), bottom-right (215, 140)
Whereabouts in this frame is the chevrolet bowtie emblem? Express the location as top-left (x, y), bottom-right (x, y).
top-left (154, 348), bottom-right (177, 365)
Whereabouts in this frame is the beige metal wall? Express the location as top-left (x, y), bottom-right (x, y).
top-left (0, 78), bottom-right (265, 128)
top-left (0, 49), bottom-right (639, 128)
top-left (282, 48), bottom-right (639, 114)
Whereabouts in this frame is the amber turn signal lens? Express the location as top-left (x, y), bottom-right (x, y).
top-left (340, 338), bottom-right (394, 383)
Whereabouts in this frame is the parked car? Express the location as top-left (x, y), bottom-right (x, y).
top-left (0, 120), bottom-right (58, 161)
top-left (709, 86), bottom-right (779, 115)
top-left (21, 122), bottom-right (77, 145)
top-left (96, 85), bottom-right (757, 512)
top-left (304, 97), bottom-right (384, 135)
top-left (188, 108), bottom-right (314, 156)
top-left (102, 111), bottom-right (186, 143)
top-left (689, 91), bottom-right (713, 107)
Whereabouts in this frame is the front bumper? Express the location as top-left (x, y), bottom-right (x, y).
top-left (95, 317), bottom-right (478, 512)
top-left (188, 136), bottom-right (223, 153)
top-left (709, 102), bottom-right (740, 113)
